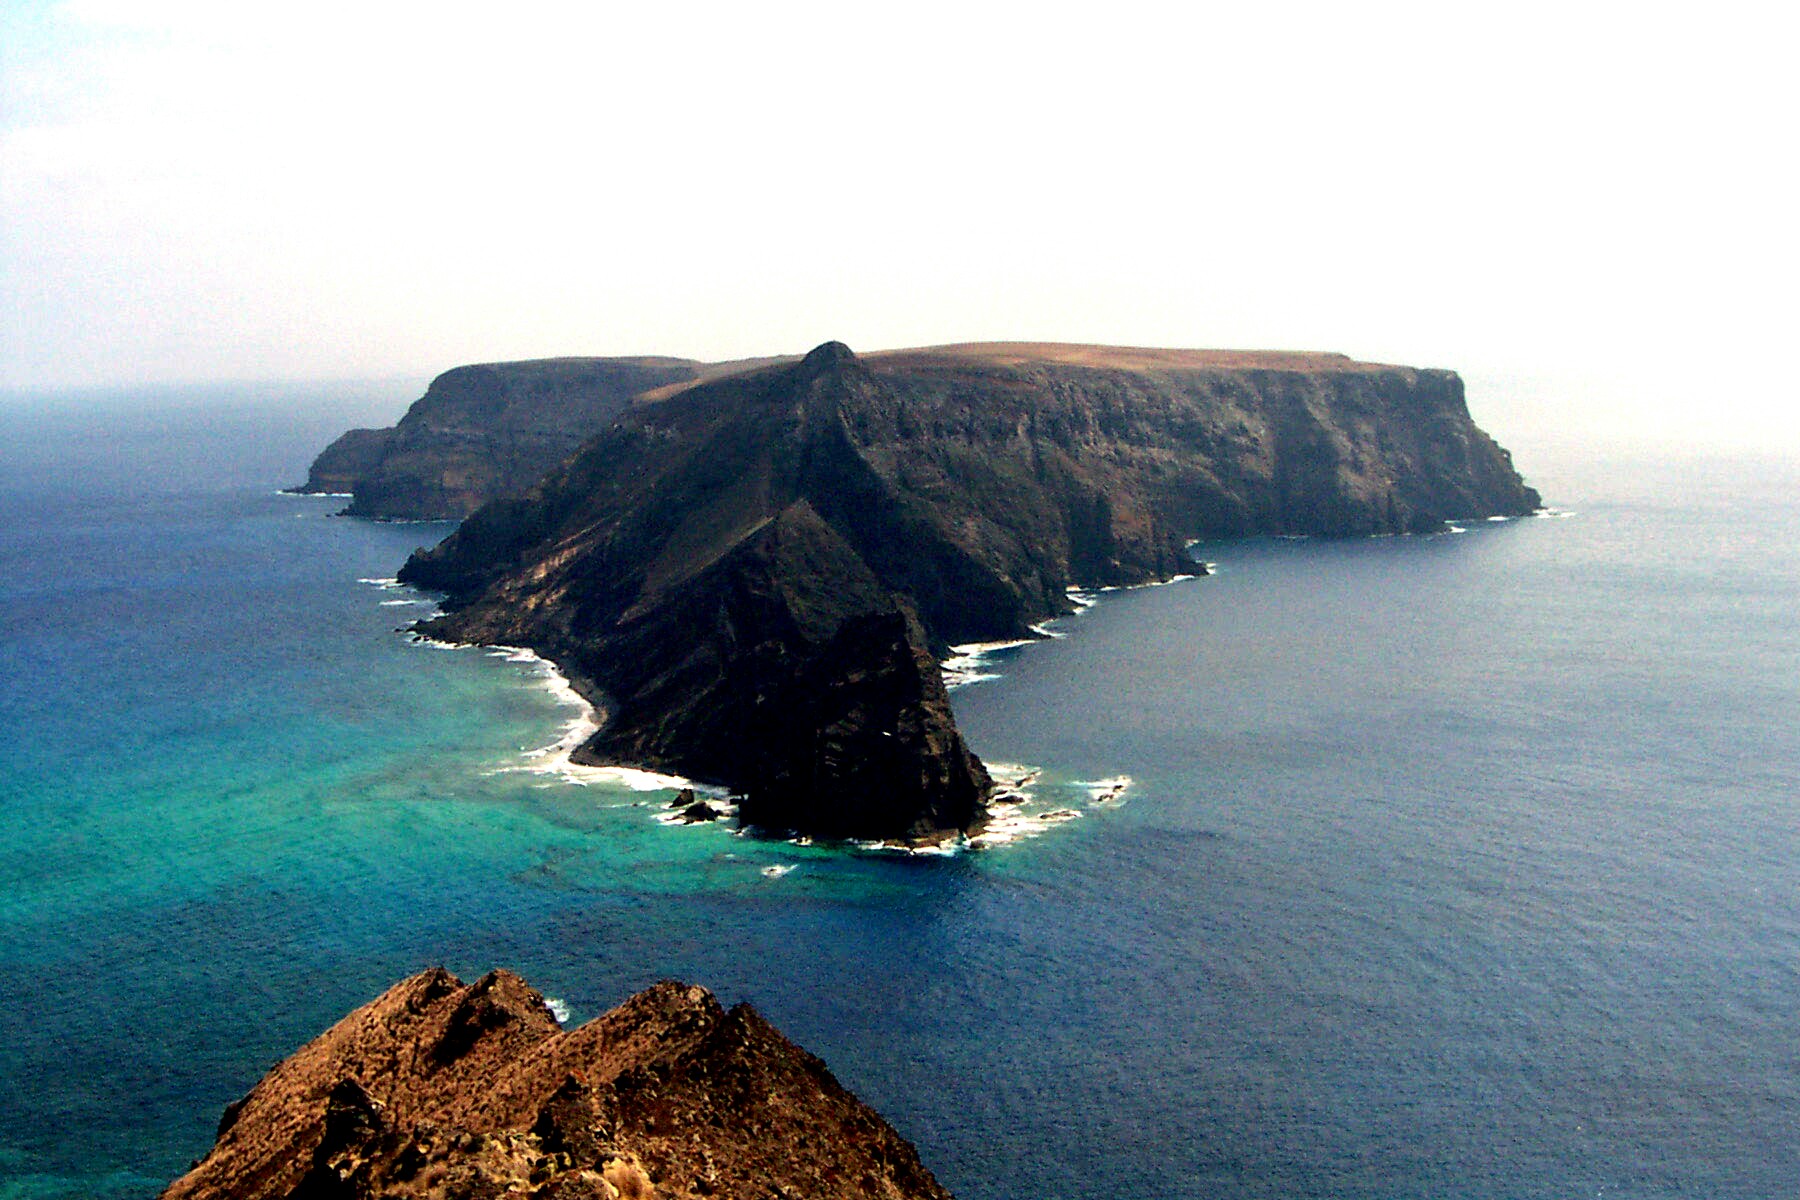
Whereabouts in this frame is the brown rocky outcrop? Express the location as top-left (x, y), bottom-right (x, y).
top-left (164, 969), bottom-right (955, 1200)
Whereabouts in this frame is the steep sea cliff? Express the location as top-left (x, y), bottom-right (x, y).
top-left (293, 355), bottom-right (800, 519)
top-left (294, 358), bottom-right (706, 519)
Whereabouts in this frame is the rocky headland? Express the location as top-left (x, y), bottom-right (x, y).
top-left (293, 356), bottom-right (789, 520)
top-left (311, 341), bottom-right (1539, 841)
top-left (163, 968), bottom-right (954, 1200)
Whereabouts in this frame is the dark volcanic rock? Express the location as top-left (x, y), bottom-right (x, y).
top-left (393, 341), bottom-right (1537, 841)
top-left (163, 969), bottom-right (956, 1200)
top-left (741, 608), bottom-right (989, 840)
top-left (292, 358), bottom-right (709, 519)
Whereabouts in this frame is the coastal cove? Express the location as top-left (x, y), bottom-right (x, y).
top-left (1, 389), bottom-right (1798, 1198)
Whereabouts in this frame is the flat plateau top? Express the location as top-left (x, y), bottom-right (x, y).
top-left (629, 342), bottom-right (1406, 404)
top-left (865, 342), bottom-right (1385, 372)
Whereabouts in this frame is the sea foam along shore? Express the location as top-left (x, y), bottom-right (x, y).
top-left (379, 580), bottom-right (1116, 854)
top-left (360, 576), bottom-right (443, 618)
top-left (941, 639), bottom-right (1035, 689)
top-left (961, 763), bottom-right (1137, 849)
top-left (480, 644), bottom-right (733, 801)
top-left (502, 638), bottom-right (1110, 855)
top-left (945, 573), bottom-right (1205, 688)
top-left (368, 572), bottom-right (729, 803)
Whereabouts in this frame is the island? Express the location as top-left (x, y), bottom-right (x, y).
top-left (163, 969), bottom-right (955, 1200)
top-left (306, 341), bottom-right (1541, 842)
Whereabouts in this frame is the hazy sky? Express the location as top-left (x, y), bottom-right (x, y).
top-left (3, 2), bottom-right (1795, 449)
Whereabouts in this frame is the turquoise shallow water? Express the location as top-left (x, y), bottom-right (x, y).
top-left (1, 388), bottom-right (1797, 1198)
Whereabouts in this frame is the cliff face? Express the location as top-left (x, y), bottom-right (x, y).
top-left (163, 969), bottom-right (955, 1200)
top-left (294, 358), bottom-right (707, 519)
top-left (394, 341), bottom-right (1538, 839)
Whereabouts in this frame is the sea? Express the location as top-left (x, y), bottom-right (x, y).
top-left (1, 380), bottom-right (1796, 1200)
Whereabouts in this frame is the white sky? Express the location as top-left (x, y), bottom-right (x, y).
top-left (2, 1), bottom-right (1796, 451)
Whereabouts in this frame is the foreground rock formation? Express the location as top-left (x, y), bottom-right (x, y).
top-left (378, 341), bottom-right (1538, 840)
top-left (164, 969), bottom-right (955, 1200)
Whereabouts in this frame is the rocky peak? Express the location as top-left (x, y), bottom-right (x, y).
top-left (164, 969), bottom-right (956, 1200)
top-left (799, 340), bottom-right (857, 372)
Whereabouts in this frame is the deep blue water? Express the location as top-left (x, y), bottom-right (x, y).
top-left (1, 387), bottom-right (1797, 1199)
